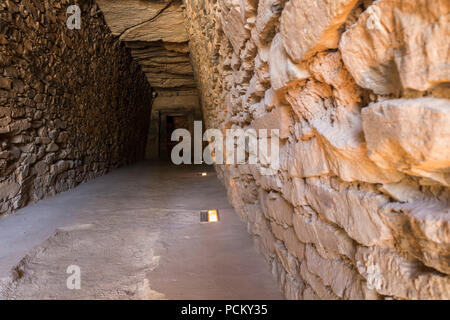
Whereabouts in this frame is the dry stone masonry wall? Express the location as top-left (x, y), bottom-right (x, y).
top-left (0, 0), bottom-right (152, 215)
top-left (183, 0), bottom-right (450, 299)
top-left (96, 0), bottom-right (202, 159)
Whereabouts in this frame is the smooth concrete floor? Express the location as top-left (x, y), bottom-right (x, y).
top-left (0, 162), bottom-right (283, 299)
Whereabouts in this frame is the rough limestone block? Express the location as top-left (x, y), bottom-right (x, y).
top-left (240, 0), bottom-right (258, 23)
top-left (340, 0), bottom-right (450, 94)
top-left (251, 211), bottom-right (277, 255)
top-left (309, 51), bottom-right (362, 109)
top-left (305, 245), bottom-right (366, 299)
top-left (269, 34), bottom-right (310, 91)
top-left (302, 286), bottom-right (319, 300)
top-left (281, 177), bottom-right (308, 207)
top-left (0, 180), bottom-right (20, 201)
top-left (305, 181), bottom-right (392, 246)
top-left (0, 77), bottom-right (12, 89)
top-left (286, 83), bottom-right (404, 183)
top-left (313, 119), bottom-right (405, 184)
top-left (266, 192), bottom-right (295, 226)
top-left (299, 257), bottom-right (339, 299)
top-left (362, 98), bottom-right (450, 186)
top-left (378, 178), bottom-right (424, 203)
top-left (288, 137), bottom-right (330, 178)
top-left (270, 223), bottom-right (305, 260)
top-left (271, 220), bottom-right (286, 241)
top-left (274, 241), bottom-right (299, 276)
top-left (250, 106), bottom-right (293, 139)
top-left (293, 206), bottom-right (355, 259)
top-left (280, 0), bottom-right (359, 62)
top-left (255, 0), bottom-right (285, 45)
top-left (356, 246), bottom-right (450, 299)
top-left (283, 276), bottom-right (305, 300)
top-left (250, 163), bottom-right (284, 191)
top-left (221, 5), bottom-right (250, 54)
top-left (382, 200), bottom-right (450, 275)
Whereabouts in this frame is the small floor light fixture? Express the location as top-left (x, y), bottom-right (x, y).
top-left (201, 172), bottom-right (208, 176)
top-left (200, 210), bottom-right (220, 223)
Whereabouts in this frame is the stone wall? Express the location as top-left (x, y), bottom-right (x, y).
top-left (96, 0), bottom-right (201, 160)
top-left (0, 0), bottom-right (152, 215)
top-left (183, 0), bottom-right (450, 299)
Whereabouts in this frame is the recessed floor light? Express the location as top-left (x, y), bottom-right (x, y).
top-left (200, 210), bottom-right (219, 223)
top-left (201, 172), bottom-right (208, 176)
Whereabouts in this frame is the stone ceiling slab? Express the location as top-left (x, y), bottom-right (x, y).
top-left (96, 0), bottom-right (169, 35)
top-left (97, 0), bottom-right (196, 90)
top-left (119, 3), bottom-right (189, 43)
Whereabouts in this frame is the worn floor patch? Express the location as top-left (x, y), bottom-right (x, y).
top-left (0, 208), bottom-right (197, 300)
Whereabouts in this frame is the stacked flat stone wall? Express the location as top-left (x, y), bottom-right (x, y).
top-left (183, 0), bottom-right (450, 299)
top-left (0, 0), bottom-right (152, 215)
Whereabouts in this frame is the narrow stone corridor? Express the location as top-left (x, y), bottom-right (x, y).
top-left (0, 162), bottom-right (282, 299)
top-left (1, 0), bottom-right (449, 301)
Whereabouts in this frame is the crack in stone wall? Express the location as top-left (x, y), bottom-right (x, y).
top-left (0, 0), bottom-right (152, 216)
top-left (182, 0), bottom-right (450, 300)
